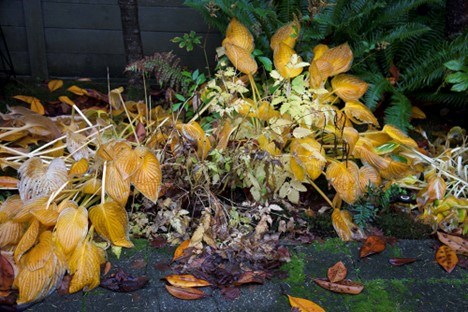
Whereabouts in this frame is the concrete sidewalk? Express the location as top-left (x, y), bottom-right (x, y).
top-left (26, 239), bottom-right (467, 312)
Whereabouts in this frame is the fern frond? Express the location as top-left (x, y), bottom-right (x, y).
top-left (360, 73), bottom-right (393, 111)
top-left (384, 92), bottom-right (413, 132)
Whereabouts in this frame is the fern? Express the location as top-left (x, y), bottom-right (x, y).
top-left (361, 73), bottom-right (393, 111)
top-left (125, 52), bottom-right (188, 94)
top-left (384, 92), bottom-right (413, 132)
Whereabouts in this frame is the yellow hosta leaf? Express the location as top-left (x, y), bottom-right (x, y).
top-left (178, 121), bottom-right (212, 160)
top-left (354, 143), bottom-right (389, 170)
top-left (290, 158), bottom-right (306, 182)
top-left (216, 120), bottom-right (234, 150)
top-left (55, 206), bottom-right (89, 255)
top-left (317, 43), bottom-right (353, 76)
top-left (343, 100), bottom-right (378, 126)
top-left (105, 162), bottom-right (130, 207)
top-left (14, 219), bottom-right (40, 263)
top-left (332, 208), bottom-right (365, 241)
top-left (68, 240), bottom-right (105, 293)
top-left (12, 95), bottom-right (45, 115)
top-left (67, 85), bottom-right (88, 96)
top-left (15, 231), bottom-right (66, 305)
top-left (411, 106), bottom-right (426, 119)
top-left (81, 178), bottom-right (102, 194)
top-left (31, 208), bottom-right (59, 227)
top-left (270, 19), bottom-right (301, 50)
top-left (288, 294), bottom-right (325, 312)
top-left (56, 199), bottom-right (78, 214)
top-left (0, 195), bottom-right (23, 222)
top-left (326, 161), bottom-right (361, 204)
top-left (331, 75), bottom-right (368, 102)
top-left (382, 125), bottom-right (418, 148)
top-left (342, 127), bottom-right (360, 154)
top-left (88, 201), bottom-right (133, 248)
top-left (358, 165), bottom-right (381, 192)
top-left (223, 18), bottom-right (254, 53)
top-left (257, 134), bottom-right (281, 156)
top-left (309, 60), bottom-right (326, 89)
top-left (0, 220), bottom-right (23, 248)
top-left (112, 141), bottom-right (140, 180)
top-left (379, 158), bottom-right (412, 180)
top-left (96, 141), bottom-right (115, 161)
top-left (13, 196), bottom-right (49, 223)
top-left (48, 80), bottom-right (63, 92)
top-left (273, 42), bottom-right (303, 79)
top-left (59, 95), bottom-right (76, 107)
top-left (69, 158), bottom-right (89, 176)
top-left (224, 42), bottom-right (258, 75)
top-left (426, 175), bottom-right (447, 201)
top-left (257, 101), bottom-right (280, 121)
top-left (44, 140), bottom-right (65, 158)
top-left (131, 146), bottom-right (162, 203)
top-left (312, 44), bottom-right (329, 60)
top-left (290, 138), bottom-right (326, 181)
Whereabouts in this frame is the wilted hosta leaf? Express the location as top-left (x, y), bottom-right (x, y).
top-left (359, 235), bottom-right (386, 258)
top-left (69, 158), bottom-right (89, 177)
top-left (309, 60), bottom-right (326, 89)
top-left (108, 87), bottom-right (124, 109)
top-left (7, 106), bottom-right (61, 139)
top-left (273, 42), bottom-right (303, 79)
top-left (290, 138), bottom-right (326, 181)
top-left (326, 160), bottom-right (361, 204)
top-left (270, 19), bottom-right (300, 50)
top-left (313, 278), bottom-right (364, 295)
top-left (358, 165), bottom-right (381, 192)
top-left (165, 285), bottom-right (207, 300)
top-left (382, 125), bottom-right (418, 148)
top-left (81, 178), bottom-right (102, 195)
top-left (411, 106), bottom-right (426, 119)
top-left (257, 134), bottom-right (281, 156)
top-left (426, 175), bottom-right (447, 201)
top-left (131, 146), bottom-right (162, 203)
top-left (0, 195), bottom-right (22, 223)
top-left (105, 162), bottom-right (130, 207)
top-left (216, 120), bottom-right (234, 150)
top-left (13, 196), bottom-right (49, 223)
top-left (55, 206), bottom-right (89, 255)
top-left (178, 121), bottom-right (212, 160)
top-left (437, 232), bottom-right (468, 256)
top-left (12, 95), bottom-right (45, 115)
top-left (287, 294), bottom-right (325, 312)
top-left (327, 261), bottom-right (347, 283)
top-left (223, 18), bottom-right (254, 53)
top-left (15, 231), bottom-right (66, 305)
top-left (0, 221), bottom-right (23, 248)
top-left (68, 239), bottom-right (105, 293)
top-left (66, 129), bottom-right (93, 161)
top-left (343, 100), bottom-right (378, 126)
top-left (257, 101), bottom-right (280, 121)
top-left (67, 85), bottom-right (88, 96)
top-left (89, 201), bottom-right (133, 248)
top-left (0, 252), bottom-right (15, 291)
top-left (332, 75), bottom-right (368, 102)
top-left (112, 141), bottom-right (140, 180)
top-left (436, 245), bottom-right (458, 273)
top-left (59, 96), bottom-right (75, 107)
top-left (14, 219), bottom-right (40, 263)
top-left (48, 80), bottom-right (63, 92)
top-left (313, 44), bottom-right (329, 60)
top-left (316, 43), bottom-right (353, 76)
top-left (331, 208), bottom-right (364, 241)
top-left (224, 42), bottom-right (258, 75)
top-left (0, 176), bottom-right (19, 189)
top-left (164, 274), bottom-right (211, 288)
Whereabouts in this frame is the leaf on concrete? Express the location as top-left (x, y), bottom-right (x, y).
top-left (165, 285), bottom-right (207, 300)
top-left (68, 240), bottom-right (106, 293)
top-left (172, 239), bottom-right (191, 262)
top-left (437, 232), bottom-right (468, 256)
top-left (234, 270), bottom-right (267, 286)
top-left (327, 261), bottom-right (347, 283)
top-left (164, 274), bottom-right (211, 288)
top-left (100, 268), bottom-right (148, 292)
top-left (388, 258), bottom-right (417, 266)
top-left (313, 278), bottom-right (364, 295)
top-left (288, 294), bottom-right (326, 312)
top-left (436, 245), bottom-right (458, 273)
top-left (359, 235), bottom-right (386, 258)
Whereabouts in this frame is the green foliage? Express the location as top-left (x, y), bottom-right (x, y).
top-left (444, 57), bottom-right (468, 92)
top-left (171, 31), bottom-right (202, 52)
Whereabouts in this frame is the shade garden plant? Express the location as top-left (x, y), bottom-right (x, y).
top-left (0, 9), bottom-right (467, 309)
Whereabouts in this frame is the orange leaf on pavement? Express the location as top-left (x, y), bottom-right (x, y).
top-left (313, 278), bottom-right (364, 295)
top-left (234, 271), bottom-right (267, 286)
top-left (164, 274), bottom-right (211, 288)
top-left (165, 285), bottom-right (207, 300)
top-left (436, 245), bottom-right (458, 273)
top-left (437, 232), bottom-right (468, 256)
top-left (172, 239), bottom-right (190, 262)
top-left (288, 294), bottom-right (325, 312)
top-left (327, 261), bottom-right (347, 283)
top-left (359, 235), bottom-right (386, 258)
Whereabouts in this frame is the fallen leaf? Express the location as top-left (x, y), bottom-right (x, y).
top-left (288, 294), bottom-right (326, 312)
top-left (130, 259), bottom-right (147, 270)
top-left (57, 275), bottom-right (72, 295)
top-left (172, 240), bottom-right (191, 262)
top-left (0, 289), bottom-right (17, 307)
top-left (234, 270), bottom-right (266, 286)
top-left (0, 253), bottom-right (14, 291)
top-left (164, 274), bottom-right (211, 288)
top-left (436, 245), bottom-right (458, 273)
top-left (165, 285), bottom-right (207, 300)
top-left (314, 278), bottom-right (364, 295)
top-left (359, 235), bottom-right (386, 258)
top-left (388, 258), bottom-right (417, 266)
top-left (150, 236), bottom-right (167, 249)
top-left (48, 80), bottom-right (63, 92)
top-left (327, 261), bottom-right (347, 283)
top-left (103, 262), bottom-right (112, 276)
top-left (437, 232), bottom-right (468, 256)
top-left (100, 268), bottom-right (149, 292)
top-left (220, 286), bottom-right (241, 300)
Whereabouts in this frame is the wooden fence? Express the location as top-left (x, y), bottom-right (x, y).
top-left (0, 0), bottom-right (221, 79)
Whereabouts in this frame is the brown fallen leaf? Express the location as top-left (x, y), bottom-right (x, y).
top-left (234, 270), bottom-right (267, 286)
top-left (172, 240), bottom-right (191, 262)
top-left (100, 268), bottom-right (149, 292)
top-left (436, 245), bottom-right (458, 273)
top-left (359, 235), bottom-right (386, 258)
top-left (57, 275), bottom-right (72, 296)
top-left (220, 286), bottom-right (241, 300)
top-left (103, 261), bottom-right (112, 276)
top-left (150, 236), bottom-right (168, 249)
top-left (131, 259), bottom-right (147, 270)
top-left (164, 274), bottom-right (211, 288)
top-left (288, 294), bottom-right (325, 312)
top-left (437, 232), bottom-right (468, 256)
top-left (0, 253), bottom-right (14, 291)
top-left (327, 261), bottom-right (347, 283)
top-left (388, 258), bottom-right (417, 266)
top-left (165, 285), bottom-right (207, 300)
top-left (313, 278), bottom-right (364, 295)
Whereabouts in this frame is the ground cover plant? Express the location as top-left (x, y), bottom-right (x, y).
top-left (0, 6), bottom-right (467, 310)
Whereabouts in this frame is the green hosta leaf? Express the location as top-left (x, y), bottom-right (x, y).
top-left (258, 56), bottom-right (273, 72)
top-left (389, 154), bottom-right (408, 163)
top-left (375, 142), bottom-right (400, 154)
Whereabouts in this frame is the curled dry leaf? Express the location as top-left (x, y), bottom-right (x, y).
top-left (48, 79), bottom-right (63, 92)
top-left (165, 285), bottom-right (207, 300)
top-left (164, 274), bottom-right (211, 288)
top-left (100, 268), bottom-right (149, 292)
top-left (436, 245), bottom-right (458, 273)
top-left (234, 270), bottom-right (267, 286)
top-left (0, 252), bottom-right (15, 291)
top-left (327, 261), bottom-right (347, 283)
top-left (288, 294), bottom-right (325, 312)
top-left (437, 232), bottom-right (468, 256)
top-left (359, 235), bottom-right (386, 258)
top-left (313, 278), bottom-right (364, 295)
top-left (172, 239), bottom-right (191, 262)
top-left (388, 258), bottom-right (417, 266)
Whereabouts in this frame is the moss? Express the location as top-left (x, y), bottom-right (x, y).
top-left (386, 245), bottom-right (403, 258)
top-left (307, 212), bottom-right (336, 238)
top-left (376, 212), bottom-right (433, 239)
top-left (311, 238), bottom-right (354, 256)
top-left (347, 279), bottom-right (399, 312)
top-left (281, 253), bottom-right (306, 284)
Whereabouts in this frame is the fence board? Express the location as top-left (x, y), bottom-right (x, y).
top-left (0, 0), bottom-right (25, 27)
